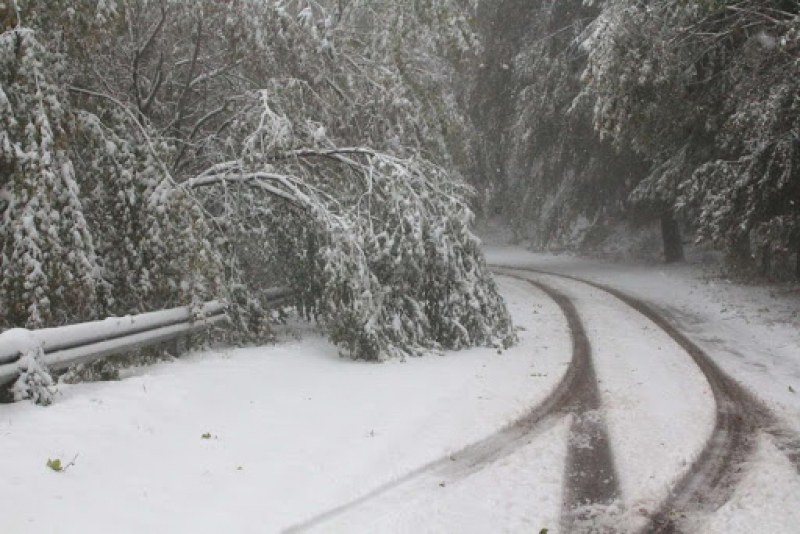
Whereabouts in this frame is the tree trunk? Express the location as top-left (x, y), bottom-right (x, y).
top-left (661, 210), bottom-right (684, 263)
top-left (760, 246), bottom-right (772, 278)
top-left (796, 243), bottom-right (800, 281)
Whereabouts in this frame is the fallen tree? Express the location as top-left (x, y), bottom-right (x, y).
top-left (188, 92), bottom-right (515, 360)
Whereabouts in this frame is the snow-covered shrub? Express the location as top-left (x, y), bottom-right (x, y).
top-left (12, 346), bottom-right (56, 405)
top-left (70, 109), bottom-right (223, 316)
top-left (310, 153), bottom-right (514, 360)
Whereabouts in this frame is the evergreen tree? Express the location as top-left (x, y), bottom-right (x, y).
top-left (474, 0), bottom-right (799, 277)
top-left (0, 27), bottom-right (99, 328)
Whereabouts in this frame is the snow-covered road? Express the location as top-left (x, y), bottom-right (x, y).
top-left (488, 247), bottom-right (800, 533)
top-left (0, 277), bottom-right (572, 533)
top-left (2, 247), bottom-right (799, 533)
top-left (495, 269), bottom-right (716, 532)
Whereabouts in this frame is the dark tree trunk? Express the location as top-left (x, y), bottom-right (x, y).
top-left (760, 246), bottom-right (772, 278)
top-left (796, 243), bottom-right (800, 281)
top-left (661, 210), bottom-right (684, 263)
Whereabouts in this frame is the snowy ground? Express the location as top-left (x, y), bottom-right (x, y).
top-left (0, 278), bottom-right (571, 534)
top-left (2, 247), bottom-right (799, 533)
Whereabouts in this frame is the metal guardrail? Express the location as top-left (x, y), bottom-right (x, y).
top-left (0, 287), bottom-right (294, 390)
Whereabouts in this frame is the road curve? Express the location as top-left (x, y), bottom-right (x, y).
top-left (494, 265), bottom-right (800, 533)
top-left (287, 266), bottom-right (800, 533)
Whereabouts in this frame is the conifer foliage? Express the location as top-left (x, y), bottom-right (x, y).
top-left (0, 27), bottom-right (99, 328)
top-left (475, 0), bottom-right (800, 278)
top-left (0, 0), bottom-right (513, 366)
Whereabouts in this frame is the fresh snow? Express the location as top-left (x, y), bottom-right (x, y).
top-left (0, 328), bottom-right (40, 364)
top-left (306, 418), bottom-right (570, 533)
top-left (700, 434), bottom-right (800, 533)
top-left (521, 271), bottom-right (715, 530)
top-left (2, 246), bottom-right (799, 533)
top-left (0, 277), bottom-right (570, 533)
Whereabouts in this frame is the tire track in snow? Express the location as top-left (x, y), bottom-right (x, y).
top-left (510, 276), bottom-right (621, 532)
top-left (600, 281), bottom-right (796, 533)
top-left (285, 277), bottom-right (620, 533)
top-left (494, 265), bottom-right (800, 533)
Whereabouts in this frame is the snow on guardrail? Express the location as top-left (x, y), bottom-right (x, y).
top-left (0, 301), bottom-right (227, 365)
top-left (0, 287), bottom-right (293, 394)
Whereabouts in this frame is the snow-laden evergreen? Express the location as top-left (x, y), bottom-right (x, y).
top-left (473, 0), bottom-right (799, 278)
top-left (580, 0), bottom-right (800, 275)
top-left (0, 27), bottom-right (99, 329)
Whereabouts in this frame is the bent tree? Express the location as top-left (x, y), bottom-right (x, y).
top-left (188, 92), bottom-right (514, 360)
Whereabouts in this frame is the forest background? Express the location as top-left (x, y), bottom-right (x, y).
top-left (1, 0), bottom-right (797, 362)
